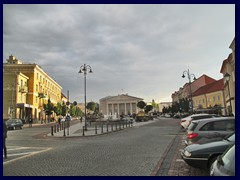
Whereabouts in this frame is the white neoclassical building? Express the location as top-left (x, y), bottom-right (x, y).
top-left (99, 94), bottom-right (143, 117)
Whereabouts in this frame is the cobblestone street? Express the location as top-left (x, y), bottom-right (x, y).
top-left (165, 131), bottom-right (209, 176)
top-left (4, 118), bottom-right (209, 176)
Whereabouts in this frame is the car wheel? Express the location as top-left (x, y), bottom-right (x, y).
top-left (208, 155), bottom-right (218, 170)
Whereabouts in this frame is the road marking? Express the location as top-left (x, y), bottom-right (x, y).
top-left (3, 147), bottom-right (52, 165)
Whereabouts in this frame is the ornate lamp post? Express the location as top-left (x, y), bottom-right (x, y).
top-left (224, 72), bottom-right (232, 116)
top-left (79, 64), bottom-right (93, 131)
top-left (182, 69), bottom-right (196, 114)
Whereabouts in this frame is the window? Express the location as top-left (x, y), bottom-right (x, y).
top-left (36, 84), bottom-right (38, 92)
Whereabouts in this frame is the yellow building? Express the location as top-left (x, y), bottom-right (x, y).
top-left (3, 55), bottom-right (62, 121)
top-left (192, 79), bottom-right (225, 115)
top-left (220, 37), bottom-right (235, 116)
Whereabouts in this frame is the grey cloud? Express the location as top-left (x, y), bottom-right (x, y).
top-left (3, 4), bottom-right (235, 102)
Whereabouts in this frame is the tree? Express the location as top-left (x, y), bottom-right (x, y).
top-left (43, 98), bottom-right (54, 122)
top-left (61, 102), bottom-right (67, 117)
top-left (54, 102), bottom-right (62, 116)
top-left (86, 102), bottom-right (96, 112)
top-left (145, 105), bottom-right (153, 113)
top-left (137, 101), bottom-right (146, 110)
top-left (73, 101), bottom-right (77, 106)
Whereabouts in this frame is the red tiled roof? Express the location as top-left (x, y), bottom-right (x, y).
top-left (192, 78), bottom-right (224, 97)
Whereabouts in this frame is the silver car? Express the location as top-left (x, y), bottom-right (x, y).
top-left (185, 117), bottom-right (235, 146)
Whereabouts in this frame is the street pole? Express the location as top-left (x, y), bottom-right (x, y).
top-left (84, 72), bottom-right (87, 130)
top-left (79, 64), bottom-right (93, 131)
top-left (182, 69), bottom-right (196, 114)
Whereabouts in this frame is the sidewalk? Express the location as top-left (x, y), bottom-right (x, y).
top-left (47, 118), bottom-right (159, 137)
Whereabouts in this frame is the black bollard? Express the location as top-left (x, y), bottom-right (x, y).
top-left (95, 124), bottom-right (97, 134)
top-left (63, 123), bottom-right (66, 137)
top-left (51, 126), bottom-right (54, 136)
top-left (111, 123), bottom-right (113, 132)
top-left (101, 123), bottom-right (103, 134)
top-left (107, 123), bottom-right (109, 132)
top-left (54, 125), bottom-right (56, 133)
top-left (82, 126), bottom-right (85, 136)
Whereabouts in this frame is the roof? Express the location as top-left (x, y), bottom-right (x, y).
top-left (220, 53), bottom-right (232, 73)
top-left (192, 78), bottom-right (224, 97)
top-left (100, 94), bottom-right (143, 101)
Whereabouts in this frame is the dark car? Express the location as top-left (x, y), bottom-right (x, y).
top-left (181, 133), bottom-right (235, 170)
top-left (185, 117), bottom-right (235, 145)
top-left (6, 119), bottom-right (23, 130)
top-left (210, 144), bottom-right (235, 176)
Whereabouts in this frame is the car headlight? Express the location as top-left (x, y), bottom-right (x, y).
top-left (184, 150), bottom-right (191, 157)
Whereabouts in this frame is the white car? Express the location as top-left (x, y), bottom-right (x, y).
top-left (180, 114), bottom-right (220, 129)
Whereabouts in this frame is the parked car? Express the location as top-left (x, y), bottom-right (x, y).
top-left (180, 113), bottom-right (220, 129)
top-left (6, 119), bottom-right (23, 130)
top-left (185, 117), bottom-right (235, 146)
top-left (181, 132), bottom-right (235, 170)
top-left (210, 144), bottom-right (235, 176)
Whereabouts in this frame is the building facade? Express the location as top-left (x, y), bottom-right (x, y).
top-left (172, 74), bottom-right (216, 104)
top-left (220, 52), bottom-right (235, 115)
top-left (3, 55), bottom-right (62, 120)
top-left (99, 94), bottom-right (143, 117)
top-left (159, 102), bottom-right (172, 113)
top-left (192, 79), bottom-right (225, 115)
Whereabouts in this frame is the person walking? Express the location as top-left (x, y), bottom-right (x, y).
top-left (29, 116), bottom-right (33, 127)
top-left (3, 121), bottom-right (8, 159)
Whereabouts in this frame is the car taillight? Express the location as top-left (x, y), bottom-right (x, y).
top-left (187, 133), bottom-right (199, 139)
top-left (181, 119), bottom-right (186, 122)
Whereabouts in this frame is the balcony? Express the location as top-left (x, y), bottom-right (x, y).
top-left (19, 86), bottom-right (28, 93)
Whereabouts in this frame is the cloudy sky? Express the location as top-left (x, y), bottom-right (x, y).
top-left (3, 4), bottom-right (235, 103)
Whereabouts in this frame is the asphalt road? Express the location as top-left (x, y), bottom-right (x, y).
top-left (3, 118), bottom-right (181, 176)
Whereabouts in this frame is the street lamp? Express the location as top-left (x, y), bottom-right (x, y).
top-left (182, 69), bottom-right (196, 114)
top-left (224, 72), bottom-right (232, 116)
top-left (79, 64), bottom-right (93, 131)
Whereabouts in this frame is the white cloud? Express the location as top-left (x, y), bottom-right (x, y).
top-left (3, 4), bottom-right (235, 103)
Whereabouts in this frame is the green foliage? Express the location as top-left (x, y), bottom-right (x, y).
top-left (145, 105), bottom-right (153, 113)
top-left (43, 99), bottom-right (54, 121)
top-left (137, 101), bottom-right (146, 109)
top-left (54, 102), bottom-right (62, 116)
top-left (73, 101), bottom-right (77, 106)
top-left (61, 102), bottom-right (67, 117)
top-left (86, 102), bottom-right (96, 111)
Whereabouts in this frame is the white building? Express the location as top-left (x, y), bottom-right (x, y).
top-left (99, 94), bottom-right (143, 117)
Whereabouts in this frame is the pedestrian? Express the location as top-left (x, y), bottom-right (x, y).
top-left (29, 116), bottom-right (33, 127)
top-left (3, 121), bottom-right (8, 159)
top-left (58, 117), bottom-right (61, 125)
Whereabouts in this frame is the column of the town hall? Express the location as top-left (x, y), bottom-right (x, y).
top-left (130, 102), bottom-right (133, 115)
top-left (117, 104), bottom-right (119, 118)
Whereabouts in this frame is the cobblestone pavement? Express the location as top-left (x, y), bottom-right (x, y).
top-left (4, 118), bottom-right (179, 176)
top-left (3, 118), bottom-right (209, 176)
top-left (157, 131), bottom-right (209, 176)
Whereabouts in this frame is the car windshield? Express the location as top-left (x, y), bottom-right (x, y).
top-left (225, 133), bottom-right (235, 142)
top-left (221, 145), bottom-right (235, 172)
